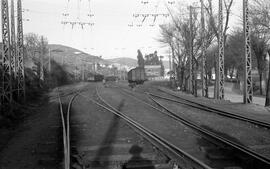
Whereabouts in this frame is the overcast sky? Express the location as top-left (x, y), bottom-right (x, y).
top-left (4, 0), bottom-right (243, 59)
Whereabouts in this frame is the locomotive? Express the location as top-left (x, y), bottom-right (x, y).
top-left (127, 67), bottom-right (147, 85)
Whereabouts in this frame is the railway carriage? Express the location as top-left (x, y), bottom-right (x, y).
top-left (127, 67), bottom-right (146, 85)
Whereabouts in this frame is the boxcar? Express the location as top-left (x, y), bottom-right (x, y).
top-left (94, 74), bottom-right (104, 82)
top-left (105, 76), bottom-right (118, 82)
top-left (127, 67), bottom-right (146, 84)
top-left (87, 73), bottom-right (104, 82)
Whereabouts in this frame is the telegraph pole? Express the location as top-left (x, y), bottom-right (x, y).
top-left (201, 0), bottom-right (207, 97)
top-left (17, 0), bottom-right (25, 100)
top-left (168, 48), bottom-right (172, 79)
top-left (243, 0), bottom-right (253, 103)
top-left (10, 0), bottom-right (17, 79)
top-left (1, 0), bottom-right (13, 105)
top-left (189, 6), bottom-right (194, 94)
top-left (40, 37), bottom-right (45, 82)
top-left (81, 60), bottom-right (85, 81)
top-left (48, 48), bottom-right (52, 88)
top-left (217, 0), bottom-right (225, 99)
top-left (48, 48), bottom-right (51, 73)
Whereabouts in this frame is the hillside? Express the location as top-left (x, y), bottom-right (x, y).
top-left (107, 57), bottom-right (170, 69)
top-left (106, 57), bottom-right (138, 68)
top-left (49, 44), bottom-right (108, 64)
top-left (49, 44), bottom-right (109, 73)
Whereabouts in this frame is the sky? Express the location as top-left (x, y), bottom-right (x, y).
top-left (3, 0), bottom-right (243, 60)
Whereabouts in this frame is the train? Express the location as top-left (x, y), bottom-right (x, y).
top-left (127, 67), bottom-right (147, 85)
top-left (86, 73), bottom-right (104, 82)
top-left (105, 76), bottom-right (118, 82)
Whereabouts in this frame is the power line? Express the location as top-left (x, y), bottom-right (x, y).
top-left (61, 0), bottom-right (94, 29)
top-left (129, 0), bottom-right (172, 27)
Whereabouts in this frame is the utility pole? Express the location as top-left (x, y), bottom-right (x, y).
top-left (48, 48), bottom-right (52, 88)
top-left (81, 60), bottom-right (85, 81)
top-left (243, 0), bottom-right (253, 103)
top-left (217, 0), bottom-right (225, 99)
top-left (75, 57), bottom-right (78, 81)
top-left (10, 0), bottom-right (17, 79)
top-left (189, 6), bottom-right (194, 94)
top-left (48, 48), bottom-right (51, 73)
top-left (17, 0), bottom-right (25, 100)
top-left (1, 0), bottom-right (13, 105)
top-left (201, 0), bottom-right (207, 97)
top-left (168, 48), bottom-right (172, 79)
top-left (40, 37), bottom-right (45, 82)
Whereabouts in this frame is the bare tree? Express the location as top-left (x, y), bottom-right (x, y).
top-left (204, 0), bottom-right (234, 98)
top-left (24, 33), bottom-right (49, 86)
top-left (250, 0), bottom-right (270, 106)
top-left (159, 4), bottom-right (215, 93)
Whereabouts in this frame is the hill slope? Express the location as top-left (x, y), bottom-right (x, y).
top-left (106, 57), bottom-right (138, 68)
top-left (49, 44), bottom-right (109, 73)
top-left (107, 57), bottom-right (170, 69)
top-left (49, 44), bottom-right (108, 65)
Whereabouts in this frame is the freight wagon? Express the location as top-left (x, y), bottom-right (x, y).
top-left (127, 67), bottom-right (146, 85)
top-left (87, 73), bottom-right (104, 82)
top-left (105, 76), bottom-right (118, 82)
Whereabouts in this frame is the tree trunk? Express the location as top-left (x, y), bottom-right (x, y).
top-left (259, 72), bottom-right (263, 95)
top-left (265, 50), bottom-right (270, 106)
top-left (180, 68), bottom-right (184, 90)
top-left (205, 74), bottom-right (210, 98)
top-left (229, 68), bottom-right (234, 79)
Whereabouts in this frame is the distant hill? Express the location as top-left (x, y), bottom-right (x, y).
top-left (49, 44), bottom-right (108, 64)
top-left (107, 57), bottom-right (170, 69)
top-left (106, 57), bottom-right (138, 68)
top-left (49, 44), bottom-right (109, 73)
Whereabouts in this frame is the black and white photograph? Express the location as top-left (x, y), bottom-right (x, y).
top-left (1, 0), bottom-right (270, 168)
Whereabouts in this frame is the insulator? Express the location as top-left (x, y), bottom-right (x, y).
top-left (168, 1), bottom-right (175, 5)
top-left (163, 14), bottom-right (169, 17)
top-left (141, 1), bottom-right (149, 4)
top-left (62, 13), bottom-right (69, 16)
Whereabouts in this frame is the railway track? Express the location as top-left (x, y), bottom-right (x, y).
top-left (64, 85), bottom-right (171, 169)
top-left (113, 87), bottom-right (270, 168)
top-left (154, 88), bottom-right (270, 129)
top-left (77, 86), bottom-right (214, 169)
top-left (57, 88), bottom-right (79, 169)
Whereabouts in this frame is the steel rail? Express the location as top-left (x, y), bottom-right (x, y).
top-left (156, 88), bottom-right (270, 129)
top-left (57, 88), bottom-right (68, 169)
top-left (57, 88), bottom-right (79, 169)
top-left (147, 94), bottom-right (270, 166)
top-left (77, 87), bottom-right (213, 169)
top-left (116, 88), bottom-right (270, 166)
